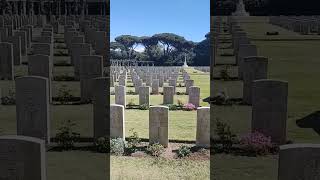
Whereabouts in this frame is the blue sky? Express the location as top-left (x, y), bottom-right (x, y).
top-left (110, 0), bottom-right (210, 43)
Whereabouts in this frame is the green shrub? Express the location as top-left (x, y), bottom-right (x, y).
top-left (56, 85), bottom-right (74, 104)
top-left (198, 148), bottom-right (207, 154)
top-left (54, 75), bottom-right (76, 81)
top-left (139, 104), bottom-right (149, 110)
top-left (266, 31), bottom-right (279, 35)
top-left (167, 104), bottom-right (178, 111)
top-left (94, 136), bottom-right (109, 153)
top-left (1, 89), bottom-right (15, 105)
top-left (177, 145), bottom-right (191, 158)
top-left (127, 99), bottom-right (135, 108)
top-left (54, 62), bottom-right (71, 66)
top-left (110, 138), bottom-right (126, 156)
top-left (126, 128), bottom-right (141, 154)
top-left (54, 50), bottom-right (68, 56)
top-left (55, 120), bottom-right (80, 150)
top-left (147, 143), bottom-right (165, 157)
top-left (215, 118), bottom-right (237, 153)
top-left (176, 92), bottom-right (186, 95)
top-left (55, 44), bottom-right (67, 49)
top-left (127, 90), bottom-right (135, 95)
top-left (54, 39), bottom-right (65, 43)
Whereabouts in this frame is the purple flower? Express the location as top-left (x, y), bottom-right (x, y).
top-left (239, 131), bottom-right (273, 155)
top-left (183, 103), bottom-right (196, 111)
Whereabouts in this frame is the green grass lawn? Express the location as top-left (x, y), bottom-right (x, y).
top-left (111, 156), bottom-right (209, 180)
top-left (47, 151), bottom-right (107, 180)
top-left (109, 67), bottom-right (210, 141)
top-left (212, 16), bottom-right (320, 180)
top-left (212, 154), bottom-right (278, 180)
top-left (186, 68), bottom-right (210, 101)
top-left (108, 68), bottom-right (210, 179)
top-left (121, 110), bottom-right (197, 141)
top-left (214, 39), bottom-right (320, 142)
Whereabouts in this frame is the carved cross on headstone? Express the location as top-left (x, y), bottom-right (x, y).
top-left (24, 98), bottom-right (39, 130)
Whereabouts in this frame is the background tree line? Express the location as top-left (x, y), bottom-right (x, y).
top-left (110, 33), bottom-right (210, 66)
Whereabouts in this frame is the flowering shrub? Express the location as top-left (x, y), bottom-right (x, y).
top-left (183, 103), bottom-right (196, 111)
top-left (147, 143), bottom-right (165, 157)
top-left (239, 131), bottom-right (273, 156)
top-left (110, 138), bottom-right (126, 156)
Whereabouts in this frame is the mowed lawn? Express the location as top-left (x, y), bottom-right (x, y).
top-left (114, 67), bottom-right (212, 179)
top-left (109, 67), bottom-right (210, 141)
top-left (109, 68), bottom-right (210, 179)
top-left (213, 40), bottom-right (320, 142)
top-left (111, 156), bottom-right (209, 180)
top-left (212, 16), bottom-right (320, 180)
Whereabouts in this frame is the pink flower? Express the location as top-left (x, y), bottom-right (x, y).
top-left (239, 131), bottom-right (273, 155)
top-left (183, 103), bottom-right (196, 111)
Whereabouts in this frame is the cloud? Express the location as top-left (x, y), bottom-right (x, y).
top-left (134, 45), bottom-right (145, 52)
